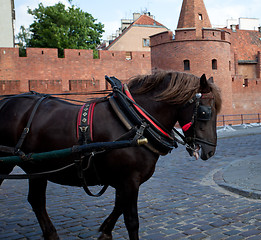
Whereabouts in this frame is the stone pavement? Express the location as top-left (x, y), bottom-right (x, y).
top-left (215, 124), bottom-right (261, 200)
top-left (1, 125), bottom-right (261, 239)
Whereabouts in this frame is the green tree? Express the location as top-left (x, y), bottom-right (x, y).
top-left (17, 25), bottom-right (31, 56)
top-left (18, 2), bottom-right (104, 57)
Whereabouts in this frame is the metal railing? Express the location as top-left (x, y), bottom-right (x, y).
top-left (217, 113), bottom-right (261, 126)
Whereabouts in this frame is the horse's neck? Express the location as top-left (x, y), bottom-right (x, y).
top-left (133, 95), bottom-right (178, 132)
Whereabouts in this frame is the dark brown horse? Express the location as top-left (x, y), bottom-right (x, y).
top-left (0, 71), bottom-right (221, 240)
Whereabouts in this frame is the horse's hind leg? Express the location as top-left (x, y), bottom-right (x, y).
top-left (28, 179), bottom-right (59, 240)
top-left (99, 190), bottom-right (123, 240)
top-left (0, 164), bottom-right (15, 186)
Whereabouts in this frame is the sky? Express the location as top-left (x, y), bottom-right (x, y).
top-left (14, 0), bottom-right (261, 40)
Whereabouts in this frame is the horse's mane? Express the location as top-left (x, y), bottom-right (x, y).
top-left (128, 70), bottom-right (222, 113)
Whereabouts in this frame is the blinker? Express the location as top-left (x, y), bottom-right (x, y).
top-left (197, 105), bottom-right (212, 121)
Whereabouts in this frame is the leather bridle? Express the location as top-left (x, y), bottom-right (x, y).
top-left (172, 92), bottom-right (217, 154)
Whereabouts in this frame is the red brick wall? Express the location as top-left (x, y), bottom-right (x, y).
top-left (0, 48), bottom-right (151, 95)
top-left (0, 80), bottom-right (20, 94)
top-left (231, 76), bottom-right (261, 114)
top-left (29, 80), bottom-right (62, 93)
top-left (150, 31), bottom-right (173, 46)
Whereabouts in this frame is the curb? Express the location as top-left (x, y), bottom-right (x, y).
top-left (213, 168), bottom-right (261, 200)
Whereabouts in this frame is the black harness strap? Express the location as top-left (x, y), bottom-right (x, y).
top-left (76, 101), bottom-right (110, 197)
top-left (75, 154), bottom-right (108, 197)
top-left (0, 163), bottom-right (76, 179)
top-left (78, 102), bottom-right (91, 145)
top-left (0, 94), bottom-right (47, 157)
top-left (15, 96), bottom-right (47, 157)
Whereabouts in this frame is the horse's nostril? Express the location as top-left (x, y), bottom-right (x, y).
top-left (207, 151), bottom-right (214, 159)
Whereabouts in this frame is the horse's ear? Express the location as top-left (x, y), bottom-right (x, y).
top-left (200, 74), bottom-right (211, 92)
top-left (200, 74), bottom-right (208, 88)
top-left (208, 77), bottom-right (214, 84)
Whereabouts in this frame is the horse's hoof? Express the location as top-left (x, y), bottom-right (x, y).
top-left (98, 233), bottom-right (113, 240)
top-left (43, 232), bottom-right (60, 240)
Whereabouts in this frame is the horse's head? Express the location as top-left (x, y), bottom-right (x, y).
top-left (178, 74), bottom-right (222, 160)
top-left (127, 70), bottom-right (221, 158)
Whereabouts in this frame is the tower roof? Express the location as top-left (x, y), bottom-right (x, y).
top-left (177, 0), bottom-right (212, 29)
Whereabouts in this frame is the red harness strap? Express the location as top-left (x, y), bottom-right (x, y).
top-left (123, 84), bottom-right (172, 139)
top-left (77, 102), bottom-right (96, 142)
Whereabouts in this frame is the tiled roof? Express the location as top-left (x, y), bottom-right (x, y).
top-left (227, 29), bottom-right (261, 60)
top-left (134, 15), bottom-right (165, 27)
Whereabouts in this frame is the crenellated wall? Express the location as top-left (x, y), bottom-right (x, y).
top-left (0, 45), bottom-right (260, 116)
top-left (0, 47), bottom-right (151, 94)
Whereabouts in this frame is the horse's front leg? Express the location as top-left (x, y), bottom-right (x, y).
top-left (28, 179), bottom-right (59, 240)
top-left (98, 180), bottom-right (139, 240)
top-left (122, 182), bottom-right (139, 240)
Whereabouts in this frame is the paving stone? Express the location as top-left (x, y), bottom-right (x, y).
top-left (239, 229), bottom-right (261, 237)
top-left (1, 133), bottom-right (261, 239)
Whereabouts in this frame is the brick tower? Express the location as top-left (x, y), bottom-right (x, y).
top-left (150, 0), bottom-right (234, 114)
top-left (177, 0), bottom-right (211, 38)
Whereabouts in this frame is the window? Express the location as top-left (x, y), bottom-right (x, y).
top-left (212, 59), bottom-right (217, 70)
top-left (243, 79), bottom-right (248, 87)
top-left (126, 52), bottom-right (132, 60)
top-left (199, 14), bottom-right (203, 20)
top-left (221, 31), bottom-right (226, 40)
top-left (184, 60), bottom-right (190, 71)
top-left (143, 38), bottom-right (150, 47)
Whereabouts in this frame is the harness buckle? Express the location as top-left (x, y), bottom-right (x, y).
top-left (136, 122), bottom-right (147, 138)
top-left (79, 126), bottom-right (88, 132)
top-left (133, 122), bottom-right (148, 142)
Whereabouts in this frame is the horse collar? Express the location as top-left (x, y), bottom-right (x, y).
top-left (123, 84), bottom-right (173, 139)
top-left (106, 76), bottom-right (177, 155)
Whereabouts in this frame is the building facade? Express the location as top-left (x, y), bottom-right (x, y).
top-left (0, 0), bottom-right (15, 47)
top-left (106, 13), bottom-right (169, 52)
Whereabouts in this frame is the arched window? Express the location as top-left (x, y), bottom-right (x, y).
top-left (184, 60), bottom-right (190, 71)
top-left (212, 59), bottom-right (217, 70)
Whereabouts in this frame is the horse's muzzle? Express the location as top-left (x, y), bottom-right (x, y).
top-left (200, 144), bottom-right (216, 160)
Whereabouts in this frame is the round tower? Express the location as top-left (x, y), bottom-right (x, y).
top-left (150, 0), bottom-right (233, 115)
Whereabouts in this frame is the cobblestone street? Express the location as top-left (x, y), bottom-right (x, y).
top-left (1, 132), bottom-right (261, 239)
